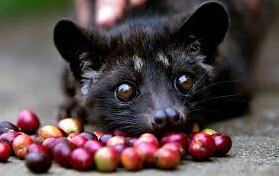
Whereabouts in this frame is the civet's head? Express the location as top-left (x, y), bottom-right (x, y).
top-left (54, 2), bottom-right (229, 135)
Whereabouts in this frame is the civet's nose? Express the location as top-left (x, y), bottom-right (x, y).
top-left (152, 107), bottom-right (184, 131)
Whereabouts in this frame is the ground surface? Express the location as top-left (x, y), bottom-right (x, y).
top-left (0, 10), bottom-right (279, 176)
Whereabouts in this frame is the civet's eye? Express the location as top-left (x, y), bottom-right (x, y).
top-left (115, 82), bottom-right (139, 102)
top-left (175, 74), bottom-right (194, 94)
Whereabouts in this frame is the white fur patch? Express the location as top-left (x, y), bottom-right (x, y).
top-left (79, 52), bottom-right (102, 96)
top-left (156, 53), bottom-right (170, 67)
top-left (81, 70), bottom-right (101, 96)
top-left (132, 56), bottom-right (143, 72)
top-left (184, 41), bottom-right (214, 79)
top-left (196, 55), bottom-right (214, 78)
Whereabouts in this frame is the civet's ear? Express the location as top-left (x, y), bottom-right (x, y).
top-left (178, 2), bottom-right (229, 50)
top-left (54, 20), bottom-right (104, 80)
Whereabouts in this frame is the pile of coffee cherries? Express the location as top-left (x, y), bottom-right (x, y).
top-left (0, 110), bottom-right (232, 173)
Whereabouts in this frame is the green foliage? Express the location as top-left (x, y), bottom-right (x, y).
top-left (276, 0), bottom-right (279, 8)
top-left (0, 0), bottom-right (70, 18)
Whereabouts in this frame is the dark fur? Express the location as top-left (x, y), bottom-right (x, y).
top-left (54, 0), bottom-right (274, 135)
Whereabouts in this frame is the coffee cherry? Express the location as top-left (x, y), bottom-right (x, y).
top-left (13, 134), bottom-right (33, 159)
top-left (121, 147), bottom-right (143, 171)
top-left (83, 140), bottom-right (103, 157)
top-left (42, 137), bottom-right (57, 152)
top-left (70, 135), bottom-right (88, 147)
top-left (111, 144), bottom-right (126, 154)
top-left (161, 142), bottom-right (186, 158)
top-left (0, 118), bottom-right (234, 173)
top-left (134, 141), bottom-right (158, 166)
top-left (17, 110), bottom-right (40, 134)
top-left (71, 148), bottom-right (94, 171)
top-left (107, 136), bottom-right (126, 147)
top-left (188, 132), bottom-right (216, 161)
top-left (38, 125), bottom-right (63, 139)
top-left (30, 134), bottom-right (44, 144)
top-left (99, 134), bottom-right (113, 145)
top-left (25, 151), bottom-right (52, 173)
top-left (212, 133), bottom-right (232, 156)
top-left (94, 147), bottom-right (119, 172)
top-left (67, 132), bottom-right (79, 140)
top-left (203, 128), bottom-right (217, 135)
top-left (135, 133), bottom-right (159, 148)
top-left (161, 132), bottom-right (188, 149)
top-left (0, 121), bottom-right (19, 135)
top-left (27, 143), bottom-right (50, 155)
top-left (154, 147), bottom-right (180, 170)
top-left (58, 118), bottom-right (83, 135)
top-left (53, 141), bottom-right (77, 168)
top-left (0, 131), bottom-right (20, 150)
top-left (79, 132), bottom-right (98, 140)
top-left (0, 142), bottom-right (11, 162)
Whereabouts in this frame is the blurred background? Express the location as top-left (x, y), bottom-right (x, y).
top-left (0, 0), bottom-right (278, 127)
top-left (0, 2), bottom-right (279, 175)
top-left (0, 0), bottom-right (72, 125)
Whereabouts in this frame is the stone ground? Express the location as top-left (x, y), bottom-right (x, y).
top-left (0, 10), bottom-right (279, 176)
